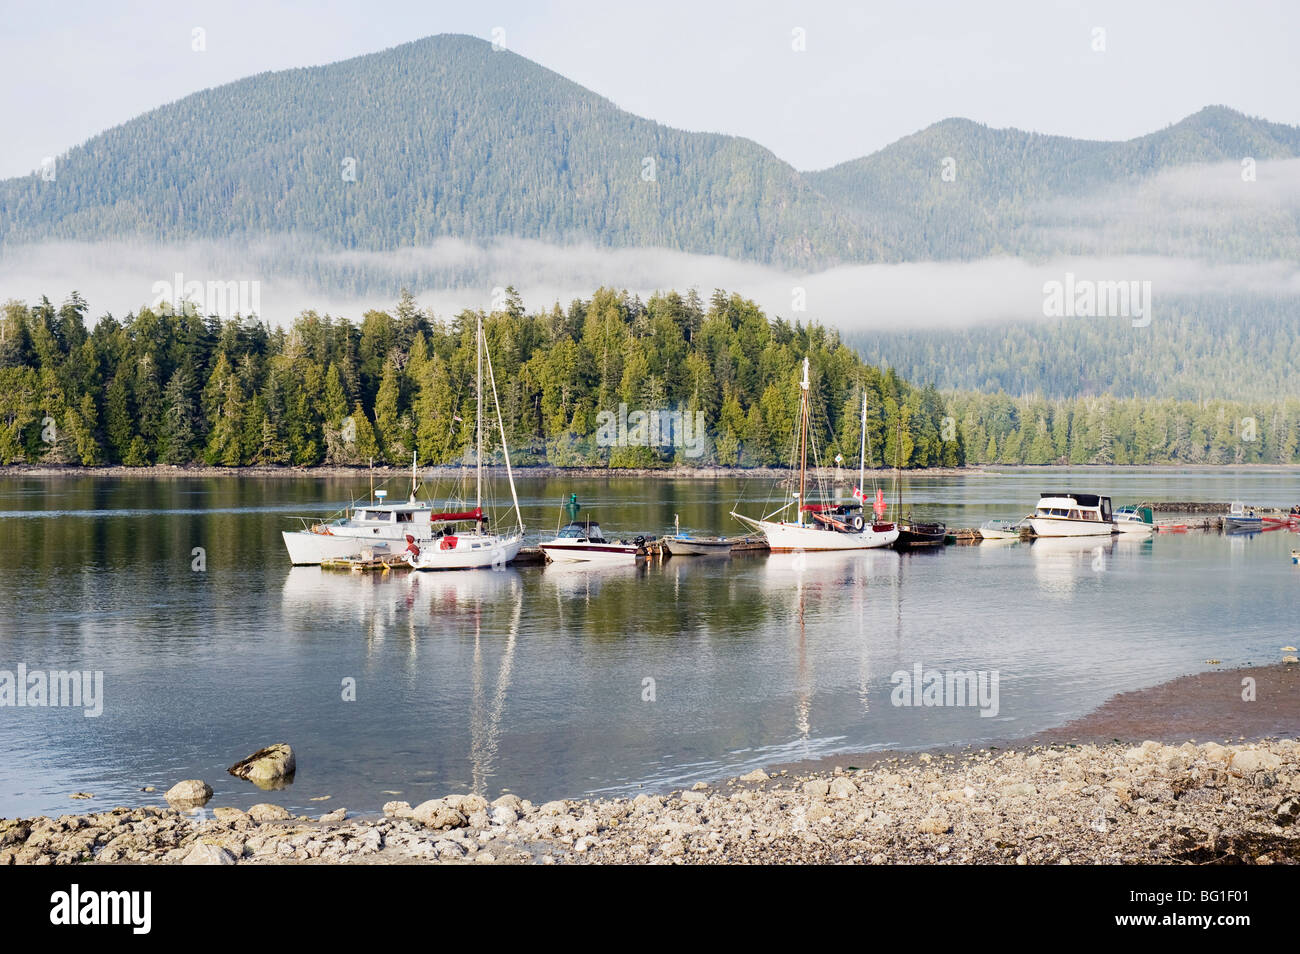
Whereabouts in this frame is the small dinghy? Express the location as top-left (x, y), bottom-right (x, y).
top-left (979, 518), bottom-right (1024, 540)
top-left (661, 516), bottom-right (733, 556)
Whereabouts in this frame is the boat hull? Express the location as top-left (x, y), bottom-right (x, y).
top-left (1028, 517), bottom-right (1116, 538)
top-left (1224, 517), bottom-right (1263, 532)
top-left (1114, 518), bottom-right (1155, 534)
top-left (747, 518), bottom-right (898, 551)
top-left (662, 537), bottom-right (732, 556)
top-left (540, 542), bottom-right (643, 564)
top-left (893, 524), bottom-right (947, 549)
top-left (407, 533), bottom-right (524, 571)
top-left (282, 530), bottom-right (399, 565)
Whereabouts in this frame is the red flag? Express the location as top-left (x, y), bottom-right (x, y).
top-left (852, 485), bottom-right (865, 502)
top-left (873, 488), bottom-right (886, 518)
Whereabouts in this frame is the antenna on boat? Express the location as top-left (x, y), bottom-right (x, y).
top-left (369, 457), bottom-right (375, 506)
top-left (410, 451), bottom-right (418, 503)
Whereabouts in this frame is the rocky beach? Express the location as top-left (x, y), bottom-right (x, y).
top-left (4, 665), bottom-right (1297, 866)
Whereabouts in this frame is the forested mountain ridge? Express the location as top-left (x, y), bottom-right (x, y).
top-left (3, 32), bottom-right (1298, 269)
top-left (0, 34), bottom-right (870, 269)
top-left (807, 106), bottom-right (1300, 260)
top-left (850, 294), bottom-right (1300, 402)
top-left (0, 289), bottom-right (963, 470)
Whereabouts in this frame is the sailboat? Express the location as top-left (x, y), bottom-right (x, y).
top-left (404, 311), bottom-right (526, 570)
top-left (730, 359), bottom-right (898, 551)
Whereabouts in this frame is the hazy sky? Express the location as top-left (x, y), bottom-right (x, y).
top-left (3, 0), bottom-right (1298, 180)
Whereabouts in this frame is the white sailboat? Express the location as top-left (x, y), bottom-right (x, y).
top-left (731, 359), bottom-right (899, 551)
top-left (404, 311), bottom-right (525, 571)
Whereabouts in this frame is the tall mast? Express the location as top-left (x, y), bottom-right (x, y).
top-left (895, 416), bottom-right (903, 517)
top-left (476, 311), bottom-right (483, 512)
top-left (798, 357), bottom-right (809, 526)
top-left (858, 390), bottom-right (867, 495)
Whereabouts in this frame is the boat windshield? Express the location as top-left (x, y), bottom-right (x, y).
top-left (557, 523), bottom-right (601, 540)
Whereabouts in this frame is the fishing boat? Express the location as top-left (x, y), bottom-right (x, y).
top-left (1113, 504), bottom-right (1155, 534)
top-left (1027, 492), bottom-right (1116, 537)
top-left (282, 459), bottom-right (439, 565)
top-left (730, 361), bottom-right (898, 551)
top-left (1223, 501), bottom-right (1263, 532)
top-left (404, 311), bottom-right (526, 571)
top-left (539, 520), bottom-right (646, 564)
top-left (889, 418), bottom-right (946, 550)
top-left (661, 515), bottom-right (733, 556)
top-left (979, 518), bottom-right (1025, 540)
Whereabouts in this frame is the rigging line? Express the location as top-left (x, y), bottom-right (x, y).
top-left (482, 316), bottom-right (525, 533)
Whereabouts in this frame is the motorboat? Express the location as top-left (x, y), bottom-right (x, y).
top-left (1113, 504), bottom-right (1155, 534)
top-left (1223, 501), bottom-right (1263, 532)
top-left (539, 520), bottom-right (646, 564)
top-left (282, 470), bottom-right (437, 566)
top-left (1027, 492), bottom-right (1116, 537)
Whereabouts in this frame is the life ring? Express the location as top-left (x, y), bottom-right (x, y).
top-left (852, 515), bottom-right (864, 531)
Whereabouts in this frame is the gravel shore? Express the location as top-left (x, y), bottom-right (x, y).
top-left (6, 662), bottom-right (1298, 866)
top-left (4, 737), bottom-right (1297, 866)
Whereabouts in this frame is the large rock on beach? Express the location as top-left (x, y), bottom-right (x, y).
top-left (411, 799), bottom-right (467, 830)
top-left (163, 780), bottom-right (212, 807)
top-left (227, 744), bottom-right (296, 788)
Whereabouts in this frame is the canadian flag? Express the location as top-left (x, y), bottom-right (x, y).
top-left (852, 486), bottom-right (865, 502)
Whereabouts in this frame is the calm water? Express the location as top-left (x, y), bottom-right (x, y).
top-left (1, 467), bottom-right (1297, 817)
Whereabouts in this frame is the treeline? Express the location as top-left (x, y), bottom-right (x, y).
top-left (951, 392), bottom-right (1300, 465)
top-left (0, 289), bottom-right (964, 470)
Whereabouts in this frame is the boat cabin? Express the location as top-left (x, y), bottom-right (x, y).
top-left (554, 521), bottom-right (607, 544)
top-left (1034, 493), bottom-right (1113, 523)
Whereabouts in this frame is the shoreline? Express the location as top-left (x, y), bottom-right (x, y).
top-left (2, 463), bottom-right (980, 480)
top-left (5, 662), bottom-right (1296, 865)
top-left (6, 462), bottom-right (1300, 481)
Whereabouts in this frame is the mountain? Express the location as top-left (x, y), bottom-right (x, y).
top-left (0, 34), bottom-right (871, 269)
top-left (3, 34), bottom-right (1299, 270)
top-left (806, 106), bottom-right (1300, 260)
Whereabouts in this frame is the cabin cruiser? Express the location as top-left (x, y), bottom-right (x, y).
top-left (1027, 492), bottom-right (1116, 537)
top-left (282, 487), bottom-right (438, 565)
top-left (539, 521), bottom-right (646, 564)
top-left (1113, 504), bottom-right (1155, 534)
